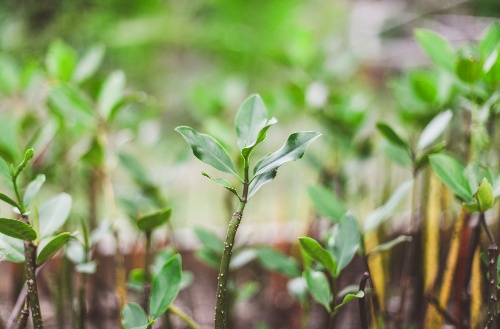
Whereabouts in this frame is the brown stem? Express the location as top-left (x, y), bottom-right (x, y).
top-left (359, 272), bottom-right (370, 329)
top-left (479, 212), bottom-right (498, 328)
top-left (13, 297), bottom-right (29, 329)
top-left (427, 295), bottom-right (460, 327)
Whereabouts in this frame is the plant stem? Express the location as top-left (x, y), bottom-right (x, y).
top-left (214, 201), bottom-right (246, 329)
top-left (143, 230), bottom-right (152, 313)
top-left (169, 305), bottom-right (200, 329)
top-left (358, 272), bottom-right (370, 329)
top-left (13, 297), bottom-right (29, 329)
top-left (20, 215), bottom-right (43, 329)
top-left (214, 157), bottom-right (249, 329)
top-left (479, 212), bottom-right (498, 328)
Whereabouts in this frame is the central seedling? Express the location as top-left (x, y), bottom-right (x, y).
top-left (176, 94), bottom-right (320, 329)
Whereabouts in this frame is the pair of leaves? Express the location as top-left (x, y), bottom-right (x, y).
top-left (122, 254), bottom-right (182, 329)
top-left (299, 212), bottom-right (360, 279)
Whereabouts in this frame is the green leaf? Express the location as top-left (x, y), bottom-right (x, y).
top-left (71, 44), bottom-right (105, 84)
top-left (48, 82), bottom-right (94, 117)
top-left (23, 174), bottom-right (46, 207)
top-left (193, 227), bottom-right (224, 254)
top-left (331, 212), bottom-right (360, 276)
top-left (299, 237), bottom-right (336, 276)
top-left (0, 193), bottom-right (19, 209)
top-left (456, 53), bottom-right (482, 83)
top-left (149, 254), bottom-right (182, 319)
top-left (333, 291), bottom-right (365, 313)
top-left (364, 180), bottom-right (414, 233)
top-left (235, 281), bottom-right (260, 304)
top-left (255, 247), bottom-right (300, 277)
top-left (137, 208), bottom-right (172, 232)
top-left (0, 157), bottom-right (11, 179)
top-left (304, 269), bottom-right (332, 312)
top-left (39, 193), bottom-right (72, 238)
top-left (415, 141), bottom-right (446, 171)
top-left (376, 123), bottom-right (409, 150)
top-left (429, 154), bottom-right (473, 202)
top-left (0, 218), bottom-right (37, 241)
top-left (98, 70), bottom-right (126, 120)
top-left (175, 126), bottom-right (239, 178)
top-left (202, 172), bottom-right (241, 201)
top-left (36, 232), bottom-right (72, 265)
top-left (241, 118), bottom-right (278, 159)
top-left (236, 94), bottom-right (269, 151)
top-left (307, 185), bottom-right (347, 222)
top-left (414, 29), bottom-right (455, 72)
top-left (479, 23), bottom-right (500, 60)
top-left (81, 137), bottom-right (105, 167)
top-left (195, 247), bottom-right (220, 269)
top-left (45, 39), bottom-right (78, 81)
top-left (0, 54), bottom-right (21, 95)
top-left (247, 170), bottom-right (277, 199)
top-left (0, 233), bottom-right (24, 262)
top-left (410, 70), bottom-right (438, 103)
top-left (15, 149), bottom-right (34, 178)
top-left (368, 235), bottom-right (412, 255)
top-left (464, 177), bottom-right (495, 213)
top-left (254, 131), bottom-right (321, 176)
top-left (122, 303), bottom-right (149, 329)
top-left (417, 110), bottom-right (452, 150)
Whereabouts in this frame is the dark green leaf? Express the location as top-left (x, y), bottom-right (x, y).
top-left (122, 303), bottom-right (149, 329)
top-left (299, 237), bottom-right (336, 276)
top-left (23, 174), bottom-right (46, 207)
top-left (236, 94), bottom-right (269, 151)
top-left (307, 185), bottom-right (347, 222)
top-left (98, 70), bottom-right (125, 120)
top-left (137, 208), bottom-right (172, 232)
top-left (333, 291), bottom-right (364, 313)
top-left (0, 218), bottom-right (37, 241)
top-left (193, 228), bottom-right (224, 254)
top-left (376, 123), bottom-right (409, 150)
top-left (175, 126), bottom-right (239, 178)
top-left (0, 193), bottom-right (19, 209)
top-left (254, 131), bottom-right (321, 176)
top-left (304, 269), bottom-right (332, 312)
top-left (247, 170), bottom-right (277, 199)
top-left (429, 154), bottom-right (473, 202)
top-left (45, 39), bottom-right (78, 81)
top-left (331, 212), bottom-right (360, 276)
top-left (0, 233), bottom-right (25, 262)
top-left (36, 232), bottom-right (72, 265)
top-left (39, 193), bottom-right (72, 238)
top-left (72, 44), bottom-right (105, 84)
top-left (255, 247), bottom-right (300, 277)
top-left (202, 172), bottom-right (241, 201)
top-left (410, 70), bottom-right (438, 103)
top-left (456, 53), bottom-right (482, 83)
top-left (149, 254), bottom-right (182, 319)
top-left (414, 29), bottom-right (455, 72)
top-left (364, 180), bottom-right (413, 233)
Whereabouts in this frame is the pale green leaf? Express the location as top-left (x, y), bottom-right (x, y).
top-left (236, 94), bottom-right (269, 150)
top-left (39, 193), bottom-right (72, 238)
top-left (254, 131), bottom-right (321, 176)
top-left (414, 29), bottom-right (455, 72)
top-left (247, 170), bottom-right (277, 199)
top-left (149, 254), bottom-right (182, 319)
top-left (331, 212), bottom-right (360, 276)
top-left (202, 172), bottom-right (241, 201)
top-left (137, 208), bottom-right (172, 232)
top-left (98, 70), bottom-right (126, 120)
top-left (417, 110), bottom-right (452, 150)
top-left (429, 154), bottom-right (473, 202)
top-left (333, 291), bottom-right (364, 313)
top-left (23, 174), bottom-right (46, 207)
top-left (304, 269), bottom-right (332, 312)
top-left (72, 44), bottom-right (105, 84)
top-left (255, 247), bottom-right (300, 277)
top-left (299, 237), bottom-right (336, 276)
top-left (122, 303), bottom-right (149, 329)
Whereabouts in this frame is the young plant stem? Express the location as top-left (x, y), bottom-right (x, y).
top-left (327, 275), bottom-right (338, 329)
top-left (78, 273), bottom-right (88, 329)
top-left (169, 304), bottom-right (200, 329)
top-left (479, 212), bottom-right (498, 328)
top-left (214, 159), bottom-right (249, 329)
top-left (143, 230), bottom-right (152, 313)
top-left (20, 214), bottom-right (43, 329)
top-left (358, 272), bottom-right (370, 329)
top-left (13, 297), bottom-right (29, 329)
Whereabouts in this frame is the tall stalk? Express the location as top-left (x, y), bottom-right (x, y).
top-left (215, 161), bottom-right (249, 329)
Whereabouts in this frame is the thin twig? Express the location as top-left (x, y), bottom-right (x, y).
top-left (358, 272), bottom-right (370, 329)
top-left (169, 304), bottom-right (200, 329)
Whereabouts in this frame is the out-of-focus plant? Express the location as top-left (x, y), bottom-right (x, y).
top-left (0, 149), bottom-right (72, 329)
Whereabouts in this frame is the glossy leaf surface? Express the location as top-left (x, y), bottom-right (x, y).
top-left (0, 218), bottom-right (37, 241)
top-left (235, 94), bottom-right (268, 150)
top-left (254, 131), bottom-right (321, 176)
top-left (299, 237), bottom-right (336, 276)
top-left (331, 212), bottom-right (360, 276)
top-left (202, 172), bottom-right (241, 201)
top-left (175, 126), bottom-right (238, 178)
top-left (36, 232), bottom-right (72, 265)
top-left (23, 174), bottom-right (46, 207)
top-left (247, 170), bottom-right (277, 199)
top-left (0, 233), bottom-right (24, 262)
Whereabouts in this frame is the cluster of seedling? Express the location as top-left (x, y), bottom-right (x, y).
top-left (0, 22), bottom-right (500, 329)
